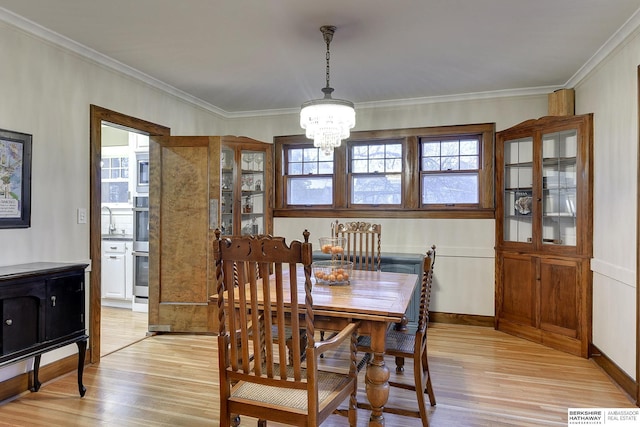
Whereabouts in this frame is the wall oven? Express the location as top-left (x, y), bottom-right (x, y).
top-left (132, 196), bottom-right (149, 303)
top-left (136, 152), bottom-right (149, 194)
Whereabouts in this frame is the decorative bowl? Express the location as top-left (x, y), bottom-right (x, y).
top-left (312, 260), bottom-right (353, 286)
top-left (318, 237), bottom-right (346, 257)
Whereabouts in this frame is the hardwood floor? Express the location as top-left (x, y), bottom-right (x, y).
top-left (0, 320), bottom-right (634, 426)
top-left (100, 306), bottom-right (149, 357)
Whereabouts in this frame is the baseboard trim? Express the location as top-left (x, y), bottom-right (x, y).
top-left (0, 352), bottom-right (85, 403)
top-left (590, 344), bottom-right (638, 404)
top-left (430, 311), bottom-right (494, 327)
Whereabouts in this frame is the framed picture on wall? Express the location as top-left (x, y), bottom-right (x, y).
top-left (0, 128), bottom-right (32, 228)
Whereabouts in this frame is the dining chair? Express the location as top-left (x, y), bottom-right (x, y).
top-left (356, 244), bottom-right (437, 425)
top-left (213, 229), bottom-right (359, 427)
top-left (332, 220), bottom-right (382, 271)
top-left (316, 220), bottom-right (383, 353)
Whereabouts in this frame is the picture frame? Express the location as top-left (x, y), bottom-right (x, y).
top-left (0, 128), bottom-right (32, 228)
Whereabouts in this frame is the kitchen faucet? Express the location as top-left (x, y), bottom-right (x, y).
top-left (101, 205), bottom-right (116, 234)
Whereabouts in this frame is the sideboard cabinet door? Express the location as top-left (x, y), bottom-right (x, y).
top-left (45, 271), bottom-right (85, 341)
top-left (1, 281), bottom-right (44, 355)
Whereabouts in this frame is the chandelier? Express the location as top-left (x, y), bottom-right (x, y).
top-left (300, 25), bottom-right (355, 154)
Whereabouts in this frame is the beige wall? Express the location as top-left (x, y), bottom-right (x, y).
top-left (0, 12), bottom-right (637, 384)
top-left (575, 26), bottom-right (640, 378)
top-left (0, 20), bottom-right (232, 379)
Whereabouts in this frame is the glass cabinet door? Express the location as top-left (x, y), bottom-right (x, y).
top-left (220, 147), bottom-right (235, 236)
top-left (541, 129), bottom-right (577, 246)
top-left (240, 150), bottom-right (265, 235)
top-left (503, 136), bottom-right (533, 243)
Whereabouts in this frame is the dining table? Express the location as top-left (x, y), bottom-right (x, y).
top-left (215, 266), bottom-right (419, 426)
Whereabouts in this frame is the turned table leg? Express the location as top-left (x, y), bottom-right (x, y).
top-left (365, 322), bottom-right (390, 426)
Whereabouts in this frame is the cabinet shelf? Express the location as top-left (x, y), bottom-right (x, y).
top-left (542, 157), bottom-right (576, 166)
top-left (505, 161), bottom-right (533, 167)
top-left (505, 187), bottom-right (533, 192)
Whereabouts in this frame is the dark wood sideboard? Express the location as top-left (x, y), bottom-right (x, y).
top-left (313, 251), bottom-right (424, 331)
top-left (0, 262), bottom-right (88, 396)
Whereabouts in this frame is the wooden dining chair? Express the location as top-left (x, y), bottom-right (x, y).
top-left (332, 220), bottom-right (382, 271)
top-left (357, 245), bottom-right (437, 425)
top-left (316, 220), bottom-right (382, 353)
top-left (213, 229), bottom-right (359, 427)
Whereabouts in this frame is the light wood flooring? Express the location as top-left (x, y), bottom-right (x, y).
top-left (100, 306), bottom-right (149, 357)
top-left (0, 312), bottom-right (635, 426)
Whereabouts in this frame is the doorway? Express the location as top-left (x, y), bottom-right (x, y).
top-left (89, 105), bottom-right (170, 363)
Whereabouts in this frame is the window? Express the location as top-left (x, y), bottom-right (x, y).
top-left (350, 141), bottom-right (403, 205)
top-left (274, 123), bottom-right (495, 219)
top-left (101, 156), bottom-right (129, 204)
top-left (285, 146), bottom-right (334, 206)
top-left (421, 137), bottom-right (480, 205)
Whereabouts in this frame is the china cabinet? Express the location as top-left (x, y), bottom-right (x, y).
top-left (495, 114), bottom-right (593, 358)
top-left (219, 139), bottom-right (272, 236)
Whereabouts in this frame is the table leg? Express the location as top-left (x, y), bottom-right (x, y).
top-left (365, 322), bottom-right (390, 426)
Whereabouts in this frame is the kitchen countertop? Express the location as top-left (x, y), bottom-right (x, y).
top-left (102, 234), bottom-right (134, 241)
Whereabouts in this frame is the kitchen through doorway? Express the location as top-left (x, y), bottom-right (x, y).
top-left (89, 105), bottom-right (170, 363)
top-left (100, 122), bottom-right (149, 355)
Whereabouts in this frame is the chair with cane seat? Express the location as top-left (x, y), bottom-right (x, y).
top-left (356, 244), bottom-right (437, 425)
top-left (214, 229), bottom-right (359, 427)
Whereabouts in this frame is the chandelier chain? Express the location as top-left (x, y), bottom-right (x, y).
top-left (300, 24), bottom-right (355, 154)
top-left (325, 39), bottom-right (331, 89)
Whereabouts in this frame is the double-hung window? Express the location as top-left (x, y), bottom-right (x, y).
top-left (101, 155), bottom-right (130, 204)
top-left (350, 141), bottom-right (403, 206)
top-left (285, 145), bottom-right (334, 206)
top-left (421, 136), bottom-right (480, 206)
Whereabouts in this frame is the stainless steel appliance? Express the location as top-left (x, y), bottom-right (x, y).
top-left (132, 251), bottom-right (149, 300)
top-left (132, 196), bottom-right (149, 303)
top-left (136, 152), bottom-right (149, 194)
top-left (133, 196), bottom-right (149, 252)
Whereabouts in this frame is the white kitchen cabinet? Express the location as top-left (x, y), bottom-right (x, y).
top-left (102, 240), bottom-right (127, 299)
top-left (125, 243), bottom-right (133, 299)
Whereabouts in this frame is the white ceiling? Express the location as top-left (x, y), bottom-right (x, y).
top-left (1, 0), bottom-right (639, 116)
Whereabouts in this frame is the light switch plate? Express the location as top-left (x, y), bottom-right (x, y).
top-left (77, 208), bottom-right (87, 224)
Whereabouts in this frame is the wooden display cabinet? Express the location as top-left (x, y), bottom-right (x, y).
top-left (495, 114), bottom-right (593, 357)
top-left (219, 139), bottom-right (272, 237)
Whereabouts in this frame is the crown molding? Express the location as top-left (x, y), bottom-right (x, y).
top-left (566, 6), bottom-right (640, 88)
top-left (0, 7), bottom-right (229, 118)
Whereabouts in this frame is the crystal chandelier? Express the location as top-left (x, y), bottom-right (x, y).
top-left (300, 25), bottom-right (355, 154)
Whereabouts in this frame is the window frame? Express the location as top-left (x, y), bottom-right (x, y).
top-left (348, 139), bottom-right (405, 208)
top-left (419, 135), bottom-right (482, 208)
top-left (274, 123), bottom-right (495, 219)
top-left (100, 154), bottom-right (131, 206)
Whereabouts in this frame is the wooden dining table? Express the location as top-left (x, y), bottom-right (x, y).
top-left (229, 266), bottom-right (419, 427)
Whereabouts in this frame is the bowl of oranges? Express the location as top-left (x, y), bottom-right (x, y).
top-left (318, 237), bottom-right (346, 258)
top-left (312, 260), bottom-right (353, 286)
